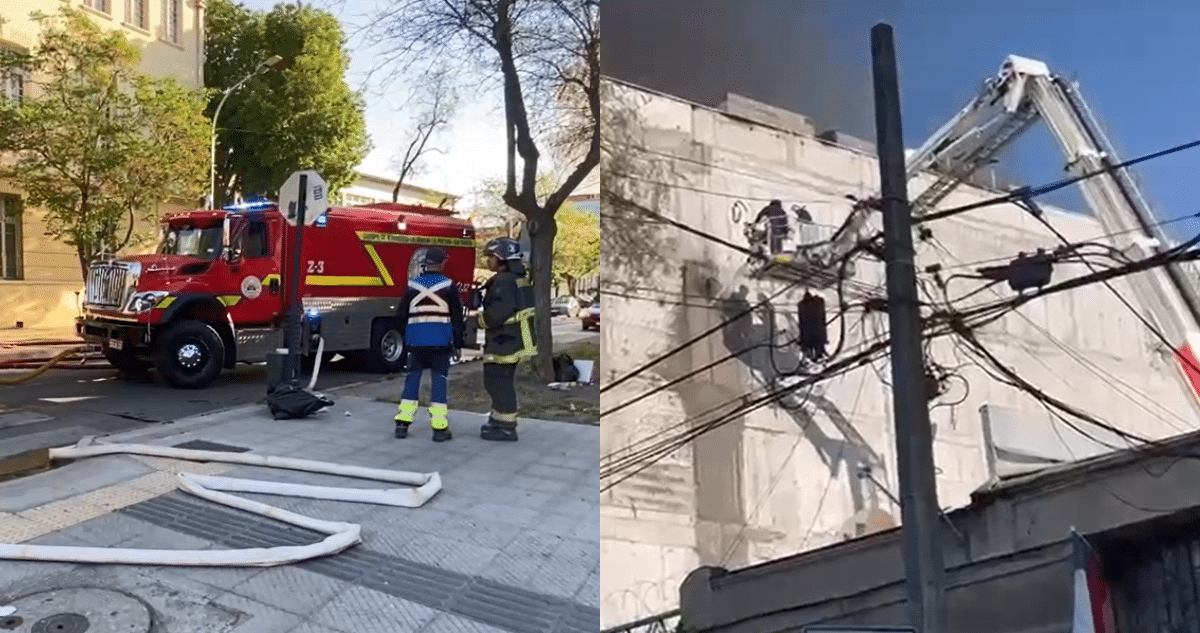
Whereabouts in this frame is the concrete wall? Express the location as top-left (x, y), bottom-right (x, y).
top-left (0, 0), bottom-right (205, 333)
top-left (599, 78), bottom-right (1196, 627)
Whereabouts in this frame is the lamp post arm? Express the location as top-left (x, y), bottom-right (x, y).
top-left (208, 73), bottom-right (257, 208)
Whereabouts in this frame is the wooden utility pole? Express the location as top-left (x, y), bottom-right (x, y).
top-left (870, 22), bottom-right (948, 633)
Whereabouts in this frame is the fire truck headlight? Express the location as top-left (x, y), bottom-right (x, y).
top-left (129, 291), bottom-right (170, 313)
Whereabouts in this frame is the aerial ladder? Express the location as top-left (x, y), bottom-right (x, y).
top-left (748, 55), bottom-right (1200, 414)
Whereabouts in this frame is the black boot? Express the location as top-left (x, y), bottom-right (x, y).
top-left (432, 428), bottom-right (453, 443)
top-left (480, 420), bottom-right (518, 442)
top-left (394, 423), bottom-right (410, 439)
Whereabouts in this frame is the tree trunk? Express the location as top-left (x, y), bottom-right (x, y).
top-left (527, 210), bottom-right (557, 380)
top-left (567, 275), bottom-right (576, 296)
top-left (77, 250), bottom-right (90, 282)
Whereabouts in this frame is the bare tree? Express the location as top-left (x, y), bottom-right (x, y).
top-left (392, 68), bottom-right (457, 202)
top-left (365, 0), bottom-right (600, 379)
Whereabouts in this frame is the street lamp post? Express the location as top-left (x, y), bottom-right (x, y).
top-left (208, 54), bottom-right (286, 208)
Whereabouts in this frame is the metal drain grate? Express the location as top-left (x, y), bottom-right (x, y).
top-left (119, 493), bottom-right (598, 633)
top-left (171, 440), bottom-right (251, 453)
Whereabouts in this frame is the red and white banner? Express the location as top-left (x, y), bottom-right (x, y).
top-left (1072, 532), bottom-right (1117, 633)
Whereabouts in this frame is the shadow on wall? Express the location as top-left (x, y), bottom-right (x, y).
top-left (600, 80), bottom-right (677, 288)
top-left (712, 279), bottom-right (890, 540)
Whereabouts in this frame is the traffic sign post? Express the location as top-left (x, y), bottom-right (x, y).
top-left (279, 170), bottom-right (328, 389)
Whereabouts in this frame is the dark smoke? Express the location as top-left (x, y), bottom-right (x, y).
top-left (602, 0), bottom-right (901, 140)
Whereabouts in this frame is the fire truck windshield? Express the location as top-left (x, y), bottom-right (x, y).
top-left (157, 223), bottom-right (223, 260)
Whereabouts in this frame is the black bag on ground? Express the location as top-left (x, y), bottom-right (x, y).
top-left (266, 386), bottom-right (334, 420)
top-left (552, 354), bottom-right (580, 383)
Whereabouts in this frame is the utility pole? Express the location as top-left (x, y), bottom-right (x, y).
top-left (285, 174), bottom-right (308, 389)
top-left (870, 23), bottom-right (947, 633)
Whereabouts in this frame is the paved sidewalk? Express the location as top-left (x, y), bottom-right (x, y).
top-left (0, 396), bottom-right (599, 633)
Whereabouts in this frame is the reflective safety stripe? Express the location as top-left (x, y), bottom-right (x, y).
top-left (490, 409), bottom-right (518, 423)
top-left (409, 279), bottom-right (452, 315)
top-left (430, 403), bottom-right (449, 430)
top-left (410, 315), bottom-right (451, 324)
top-left (395, 399), bottom-right (419, 423)
top-left (482, 352), bottom-right (524, 364)
top-left (503, 307), bottom-right (535, 326)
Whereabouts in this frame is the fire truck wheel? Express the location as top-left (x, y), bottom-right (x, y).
top-left (365, 319), bottom-right (406, 374)
top-left (153, 320), bottom-right (226, 389)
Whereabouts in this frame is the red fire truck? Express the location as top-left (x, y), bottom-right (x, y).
top-left (76, 200), bottom-right (476, 389)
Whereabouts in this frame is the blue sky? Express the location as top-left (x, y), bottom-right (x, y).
top-left (605, 0), bottom-right (1200, 241)
top-left (818, 0), bottom-right (1200, 241)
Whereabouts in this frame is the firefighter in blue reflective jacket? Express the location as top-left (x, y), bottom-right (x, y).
top-left (394, 248), bottom-right (465, 442)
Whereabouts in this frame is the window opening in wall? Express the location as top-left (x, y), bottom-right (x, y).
top-left (127, 0), bottom-right (147, 30)
top-left (0, 45), bottom-right (26, 106)
top-left (167, 0), bottom-right (182, 42)
top-left (0, 196), bottom-right (24, 281)
top-left (0, 68), bottom-right (23, 107)
top-left (88, 0), bottom-right (111, 14)
top-left (1111, 533), bottom-right (1200, 633)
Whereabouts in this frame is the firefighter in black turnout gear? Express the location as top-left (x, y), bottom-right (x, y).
top-left (394, 248), bottom-right (465, 441)
top-left (474, 237), bottom-right (537, 442)
top-left (755, 199), bottom-right (789, 255)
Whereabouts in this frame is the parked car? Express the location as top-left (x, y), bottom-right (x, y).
top-left (551, 295), bottom-right (582, 317)
top-left (581, 298), bottom-right (599, 331)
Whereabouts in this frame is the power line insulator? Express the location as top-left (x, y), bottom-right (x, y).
top-left (798, 292), bottom-right (828, 361)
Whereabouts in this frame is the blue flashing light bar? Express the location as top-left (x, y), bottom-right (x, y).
top-left (223, 198), bottom-right (276, 212)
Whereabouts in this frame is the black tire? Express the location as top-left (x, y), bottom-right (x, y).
top-left (153, 320), bottom-right (226, 389)
top-left (581, 321), bottom-right (589, 331)
top-left (364, 319), bottom-right (406, 373)
top-left (104, 350), bottom-right (153, 373)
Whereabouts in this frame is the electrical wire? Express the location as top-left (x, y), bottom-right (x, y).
top-left (916, 138), bottom-right (1200, 224)
top-left (1029, 211), bottom-right (1200, 389)
top-left (602, 242), bottom-right (1200, 490)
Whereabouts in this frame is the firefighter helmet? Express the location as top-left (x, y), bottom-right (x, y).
top-left (484, 237), bottom-right (522, 261)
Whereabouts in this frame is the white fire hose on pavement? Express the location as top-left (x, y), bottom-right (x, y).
top-left (0, 442), bottom-right (442, 566)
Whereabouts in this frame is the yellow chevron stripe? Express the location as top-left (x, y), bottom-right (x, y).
top-left (306, 276), bottom-right (384, 286)
top-left (363, 244), bottom-right (395, 286)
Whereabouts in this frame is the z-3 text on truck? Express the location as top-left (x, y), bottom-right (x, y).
top-left (77, 200), bottom-right (476, 389)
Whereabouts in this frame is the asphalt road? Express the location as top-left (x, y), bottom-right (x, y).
top-left (0, 318), bottom-right (597, 456)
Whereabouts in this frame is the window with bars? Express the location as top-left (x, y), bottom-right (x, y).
top-left (0, 196), bottom-right (23, 281)
top-left (127, 0), bottom-right (147, 30)
top-left (167, 0), bottom-right (182, 42)
top-left (0, 67), bottom-right (23, 106)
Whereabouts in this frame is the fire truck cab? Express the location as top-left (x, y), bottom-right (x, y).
top-left (77, 200), bottom-right (476, 389)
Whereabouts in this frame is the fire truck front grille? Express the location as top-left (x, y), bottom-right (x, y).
top-left (85, 263), bottom-right (137, 310)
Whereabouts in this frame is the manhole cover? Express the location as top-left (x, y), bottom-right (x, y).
top-left (6, 588), bottom-right (149, 633)
top-left (32, 614), bottom-right (88, 633)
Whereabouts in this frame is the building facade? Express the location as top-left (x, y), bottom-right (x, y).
top-left (337, 171), bottom-right (460, 210)
top-left (600, 78), bottom-right (1197, 627)
top-left (678, 432), bottom-right (1200, 633)
top-left (0, 0), bottom-right (206, 333)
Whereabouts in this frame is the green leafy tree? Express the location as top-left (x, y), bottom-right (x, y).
top-left (468, 176), bottom-right (596, 294)
top-left (0, 8), bottom-right (210, 278)
top-left (205, 0), bottom-right (370, 206)
top-left (553, 203), bottom-right (598, 296)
